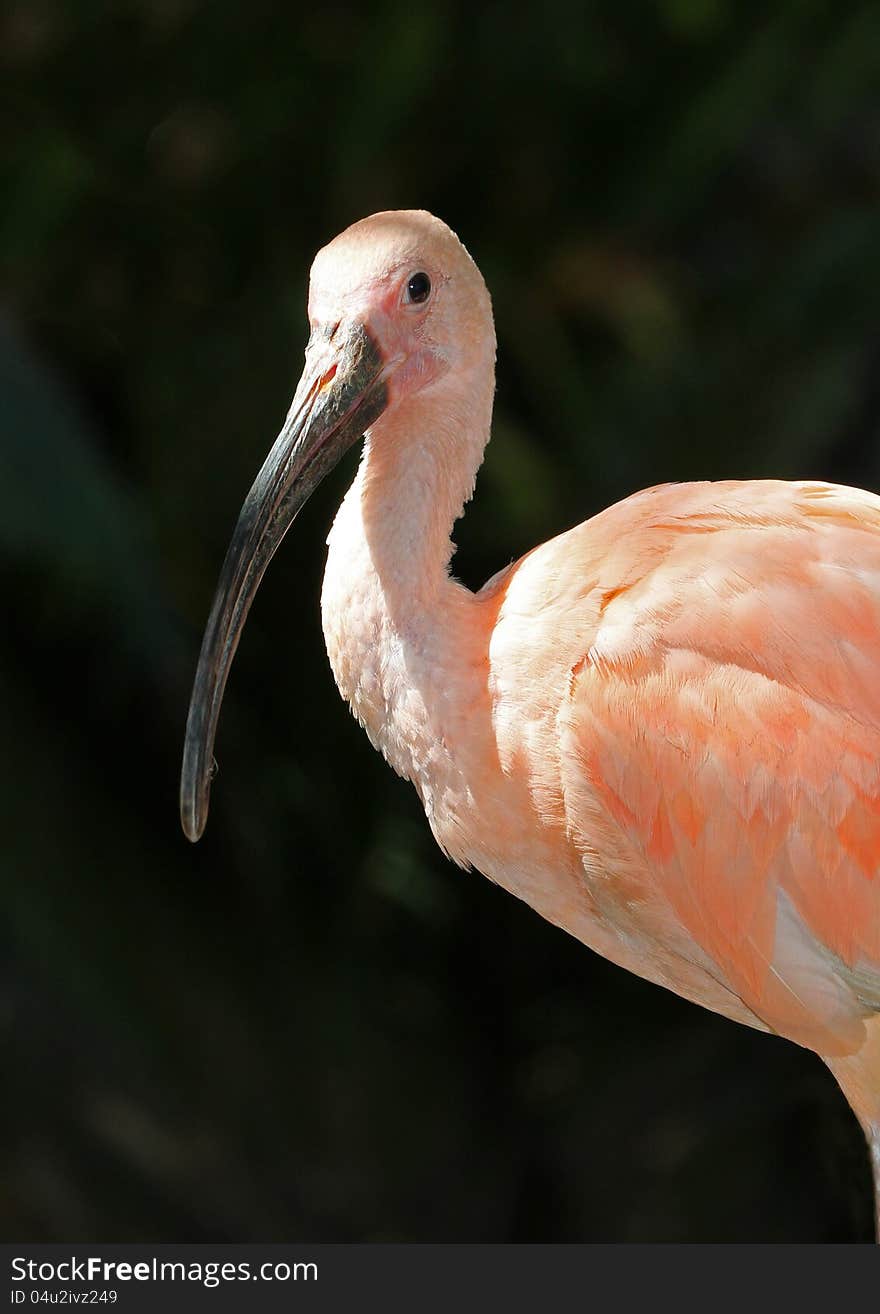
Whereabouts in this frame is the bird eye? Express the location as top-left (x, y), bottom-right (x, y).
top-left (405, 272), bottom-right (431, 305)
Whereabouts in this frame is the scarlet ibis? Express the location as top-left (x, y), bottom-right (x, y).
top-left (181, 210), bottom-right (880, 1238)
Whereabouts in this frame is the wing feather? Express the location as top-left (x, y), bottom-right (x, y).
top-left (546, 483), bottom-right (880, 1054)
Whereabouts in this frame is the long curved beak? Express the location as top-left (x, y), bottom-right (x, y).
top-left (180, 321), bottom-right (388, 842)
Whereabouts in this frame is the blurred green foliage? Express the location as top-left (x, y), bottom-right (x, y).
top-left (2, 0), bottom-right (879, 1240)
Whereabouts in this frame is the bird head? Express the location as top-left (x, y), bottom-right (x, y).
top-left (179, 210), bottom-right (492, 842)
top-left (307, 209), bottom-right (494, 408)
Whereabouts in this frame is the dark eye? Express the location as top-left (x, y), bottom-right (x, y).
top-left (405, 272), bottom-right (431, 304)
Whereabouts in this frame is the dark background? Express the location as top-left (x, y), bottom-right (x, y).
top-left (3, 0), bottom-right (880, 1242)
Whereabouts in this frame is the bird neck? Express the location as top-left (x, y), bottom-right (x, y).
top-left (361, 375), bottom-right (493, 602)
top-left (321, 366), bottom-right (494, 784)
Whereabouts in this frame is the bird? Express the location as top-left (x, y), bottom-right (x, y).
top-left (181, 209), bottom-right (880, 1240)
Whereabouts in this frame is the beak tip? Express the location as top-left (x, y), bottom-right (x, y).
top-left (181, 695), bottom-right (215, 842)
top-left (180, 774), bottom-right (209, 843)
